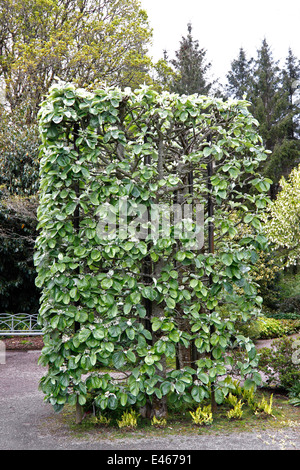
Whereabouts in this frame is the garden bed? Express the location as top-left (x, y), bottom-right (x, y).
top-left (1, 335), bottom-right (44, 351)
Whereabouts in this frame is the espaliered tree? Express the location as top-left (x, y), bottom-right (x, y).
top-left (35, 83), bottom-right (270, 422)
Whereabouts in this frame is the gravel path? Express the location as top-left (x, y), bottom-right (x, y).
top-left (0, 349), bottom-right (299, 451)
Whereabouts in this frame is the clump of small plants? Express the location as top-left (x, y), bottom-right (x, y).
top-left (188, 380), bottom-right (274, 425)
top-left (82, 379), bottom-right (276, 432)
top-left (225, 380), bottom-right (274, 420)
top-left (190, 405), bottom-right (213, 426)
top-left (96, 414), bottom-right (112, 426)
top-left (117, 409), bottom-right (140, 430)
top-left (151, 416), bottom-right (167, 428)
top-left (226, 394), bottom-right (244, 420)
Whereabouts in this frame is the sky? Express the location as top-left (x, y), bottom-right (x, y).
top-left (139, 0), bottom-right (300, 86)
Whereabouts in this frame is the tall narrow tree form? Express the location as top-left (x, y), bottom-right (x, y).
top-left (250, 39), bottom-right (284, 150)
top-left (170, 23), bottom-right (213, 96)
top-left (35, 83), bottom-right (270, 421)
top-left (268, 48), bottom-right (300, 184)
top-left (281, 48), bottom-right (300, 140)
top-left (253, 42), bottom-right (300, 194)
top-left (0, 0), bottom-right (153, 121)
top-left (226, 48), bottom-right (254, 100)
top-left (226, 40), bottom-right (300, 198)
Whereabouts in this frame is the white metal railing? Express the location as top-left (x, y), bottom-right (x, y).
top-left (0, 313), bottom-right (42, 336)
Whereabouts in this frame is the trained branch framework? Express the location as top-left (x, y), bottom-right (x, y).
top-left (35, 83), bottom-right (270, 418)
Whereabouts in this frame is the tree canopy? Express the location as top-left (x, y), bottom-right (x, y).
top-left (169, 23), bottom-right (213, 96)
top-left (0, 0), bottom-right (152, 120)
top-left (264, 165), bottom-right (300, 266)
top-left (226, 39), bottom-right (300, 198)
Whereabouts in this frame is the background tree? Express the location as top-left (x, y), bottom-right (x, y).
top-left (0, 0), bottom-right (154, 312)
top-left (0, 104), bottom-right (40, 311)
top-left (151, 51), bottom-right (177, 93)
top-left (0, 0), bottom-right (153, 121)
top-left (226, 48), bottom-right (254, 100)
top-left (264, 164), bottom-right (300, 266)
top-left (169, 23), bottom-right (213, 95)
top-left (226, 39), bottom-right (300, 198)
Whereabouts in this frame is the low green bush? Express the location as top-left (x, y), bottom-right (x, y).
top-left (277, 295), bottom-right (300, 315)
top-left (264, 311), bottom-right (300, 320)
top-left (288, 382), bottom-right (300, 406)
top-left (238, 316), bottom-right (300, 340)
top-left (258, 336), bottom-right (300, 390)
top-left (255, 318), bottom-right (296, 339)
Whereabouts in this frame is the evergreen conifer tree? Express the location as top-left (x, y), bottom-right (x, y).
top-left (225, 40), bottom-right (300, 198)
top-left (226, 47), bottom-right (253, 99)
top-left (281, 48), bottom-right (300, 139)
top-left (253, 42), bottom-right (300, 195)
top-left (170, 23), bottom-right (213, 95)
top-left (250, 39), bottom-right (284, 150)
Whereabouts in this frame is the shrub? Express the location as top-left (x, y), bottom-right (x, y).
top-left (258, 336), bottom-right (300, 389)
top-left (237, 316), bottom-right (299, 340)
top-left (226, 393), bottom-right (238, 407)
top-left (277, 294), bottom-right (300, 315)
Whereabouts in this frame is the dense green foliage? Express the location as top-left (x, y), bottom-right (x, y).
top-left (1, 11), bottom-right (299, 318)
top-left (226, 40), bottom-right (300, 197)
top-left (0, 106), bottom-right (40, 312)
top-left (259, 337), bottom-right (300, 390)
top-left (0, 0), bottom-right (154, 312)
top-left (169, 23), bottom-right (213, 96)
top-left (35, 82), bottom-right (270, 416)
top-left (264, 165), bottom-right (300, 265)
top-left (0, 0), bottom-right (153, 121)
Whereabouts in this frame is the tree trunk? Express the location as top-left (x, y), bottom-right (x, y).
top-left (76, 401), bottom-right (84, 424)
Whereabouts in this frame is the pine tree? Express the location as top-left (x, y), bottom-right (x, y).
top-left (254, 43), bottom-right (300, 194)
top-left (265, 49), bottom-right (300, 188)
top-left (225, 39), bottom-right (300, 198)
top-left (226, 47), bottom-right (254, 99)
top-left (250, 38), bottom-right (285, 150)
top-left (281, 48), bottom-right (300, 139)
top-left (170, 23), bottom-right (212, 95)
